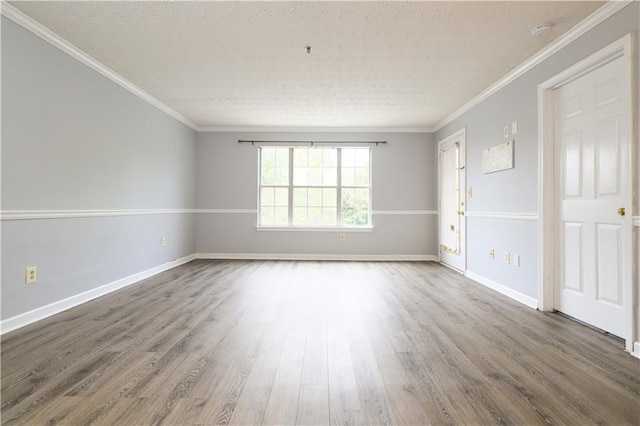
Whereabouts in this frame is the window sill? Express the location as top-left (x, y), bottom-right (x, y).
top-left (256, 226), bottom-right (374, 232)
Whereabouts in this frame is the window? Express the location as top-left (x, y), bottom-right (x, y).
top-left (259, 146), bottom-right (371, 228)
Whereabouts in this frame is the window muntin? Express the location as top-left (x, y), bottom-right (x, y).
top-left (259, 146), bottom-right (371, 228)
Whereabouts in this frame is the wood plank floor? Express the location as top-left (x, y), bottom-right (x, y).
top-left (2, 260), bottom-right (639, 425)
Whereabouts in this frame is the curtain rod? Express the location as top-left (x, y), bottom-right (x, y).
top-left (238, 140), bottom-right (387, 146)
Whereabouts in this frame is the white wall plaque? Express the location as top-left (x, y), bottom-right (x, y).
top-left (483, 139), bottom-right (514, 174)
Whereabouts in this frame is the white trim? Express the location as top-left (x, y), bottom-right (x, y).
top-left (0, 3), bottom-right (197, 130)
top-left (434, 1), bottom-right (633, 131)
top-left (632, 342), bottom-right (640, 359)
top-left (0, 209), bottom-right (195, 221)
top-left (538, 34), bottom-right (635, 352)
top-left (256, 226), bottom-right (373, 232)
top-left (0, 254), bottom-right (196, 335)
top-left (197, 126), bottom-right (434, 133)
top-left (196, 253), bottom-right (436, 262)
top-left (465, 211), bottom-right (539, 221)
top-left (465, 270), bottom-right (538, 309)
top-left (372, 210), bottom-right (437, 215)
top-left (195, 209), bottom-right (257, 214)
top-left (633, 216), bottom-right (640, 227)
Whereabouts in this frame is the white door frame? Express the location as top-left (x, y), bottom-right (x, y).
top-left (438, 128), bottom-right (467, 272)
top-left (537, 34), bottom-right (635, 351)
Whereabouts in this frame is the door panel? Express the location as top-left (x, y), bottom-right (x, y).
top-left (563, 222), bottom-right (583, 293)
top-left (595, 120), bottom-right (620, 197)
top-left (563, 130), bottom-right (583, 198)
top-left (595, 223), bottom-right (622, 305)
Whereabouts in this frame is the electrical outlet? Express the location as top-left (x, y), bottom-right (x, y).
top-left (503, 126), bottom-right (510, 138)
top-left (25, 266), bottom-right (37, 284)
top-left (514, 254), bottom-right (520, 267)
top-left (489, 249), bottom-right (495, 259)
top-left (161, 237), bottom-right (166, 247)
top-left (340, 233), bottom-right (346, 241)
top-left (503, 251), bottom-right (510, 264)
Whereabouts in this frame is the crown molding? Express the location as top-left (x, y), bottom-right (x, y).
top-left (434, 0), bottom-right (634, 132)
top-left (197, 126), bottom-right (435, 134)
top-left (1, 2), bottom-right (198, 131)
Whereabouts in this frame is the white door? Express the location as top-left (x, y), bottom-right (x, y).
top-left (439, 130), bottom-right (466, 272)
top-left (554, 56), bottom-right (631, 338)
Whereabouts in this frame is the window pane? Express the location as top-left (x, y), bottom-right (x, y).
top-left (308, 149), bottom-right (323, 167)
top-left (323, 188), bottom-right (337, 206)
top-left (341, 187), bottom-right (369, 226)
top-left (293, 168), bottom-right (307, 185)
top-left (323, 149), bottom-right (337, 167)
top-left (354, 189), bottom-right (370, 225)
top-left (342, 168), bottom-right (355, 186)
top-left (274, 207), bottom-right (288, 225)
top-left (322, 207), bottom-right (337, 225)
top-left (261, 187), bottom-right (274, 206)
top-left (274, 188), bottom-right (288, 206)
top-left (293, 188), bottom-right (307, 206)
top-left (293, 207), bottom-right (306, 224)
top-left (307, 168), bottom-right (322, 186)
top-left (276, 149), bottom-right (289, 167)
top-left (294, 149), bottom-right (308, 167)
top-left (323, 168), bottom-right (337, 186)
top-left (308, 207), bottom-right (322, 225)
top-left (355, 167), bottom-right (369, 186)
top-left (260, 207), bottom-right (274, 225)
top-left (308, 188), bottom-right (322, 207)
top-left (261, 148), bottom-right (289, 185)
top-left (342, 148), bottom-right (355, 167)
top-left (355, 149), bottom-right (369, 167)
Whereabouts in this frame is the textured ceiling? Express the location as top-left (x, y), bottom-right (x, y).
top-left (10, 1), bottom-right (605, 129)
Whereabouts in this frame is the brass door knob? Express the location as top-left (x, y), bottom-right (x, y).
top-left (618, 207), bottom-right (626, 216)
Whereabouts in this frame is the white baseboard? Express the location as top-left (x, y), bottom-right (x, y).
top-left (465, 270), bottom-right (538, 309)
top-left (0, 254), bottom-right (196, 335)
top-left (196, 252), bottom-right (437, 262)
top-left (632, 342), bottom-right (640, 359)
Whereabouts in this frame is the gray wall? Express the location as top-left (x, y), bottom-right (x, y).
top-left (1, 17), bottom-right (197, 320)
top-left (436, 2), bottom-right (640, 302)
top-left (196, 132), bottom-right (437, 257)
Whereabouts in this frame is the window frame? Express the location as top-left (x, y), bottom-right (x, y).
top-left (257, 145), bottom-right (373, 230)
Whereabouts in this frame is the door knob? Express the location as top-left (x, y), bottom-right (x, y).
top-left (617, 207), bottom-right (626, 216)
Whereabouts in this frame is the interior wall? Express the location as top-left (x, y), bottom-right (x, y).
top-left (195, 131), bottom-right (437, 258)
top-left (1, 17), bottom-right (197, 322)
top-left (435, 2), bottom-right (639, 332)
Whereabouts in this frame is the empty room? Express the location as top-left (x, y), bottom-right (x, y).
top-left (1, 1), bottom-right (639, 425)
